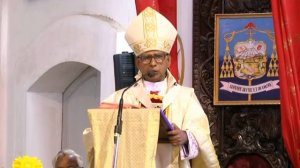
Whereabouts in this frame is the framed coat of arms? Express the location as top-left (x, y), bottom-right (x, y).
top-left (214, 13), bottom-right (280, 105)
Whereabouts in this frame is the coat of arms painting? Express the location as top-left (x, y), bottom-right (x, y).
top-left (214, 13), bottom-right (280, 105)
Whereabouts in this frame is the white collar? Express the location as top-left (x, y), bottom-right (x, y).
top-left (143, 78), bottom-right (167, 95)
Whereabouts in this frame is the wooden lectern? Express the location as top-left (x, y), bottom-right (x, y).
top-left (83, 108), bottom-right (161, 168)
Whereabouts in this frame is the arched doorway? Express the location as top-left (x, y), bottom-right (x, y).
top-left (27, 61), bottom-right (100, 167)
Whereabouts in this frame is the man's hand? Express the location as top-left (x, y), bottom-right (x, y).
top-left (167, 123), bottom-right (188, 146)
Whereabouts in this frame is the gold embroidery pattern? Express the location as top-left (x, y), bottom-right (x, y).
top-left (131, 39), bottom-right (172, 56)
top-left (143, 8), bottom-right (157, 49)
top-left (130, 8), bottom-right (172, 56)
top-left (148, 93), bottom-right (171, 118)
top-left (165, 105), bottom-right (171, 119)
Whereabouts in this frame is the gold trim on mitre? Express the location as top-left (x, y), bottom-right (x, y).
top-left (125, 7), bottom-right (177, 56)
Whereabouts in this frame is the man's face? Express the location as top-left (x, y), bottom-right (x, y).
top-left (135, 50), bottom-right (171, 82)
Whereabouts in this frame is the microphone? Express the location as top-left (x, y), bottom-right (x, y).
top-left (114, 76), bottom-right (142, 136)
top-left (113, 77), bottom-right (142, 168)
top-left (147, 70), bottom-right (156, 78)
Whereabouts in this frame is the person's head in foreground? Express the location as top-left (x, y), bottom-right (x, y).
top-left (125, 7), bottom-right (177, 82)
top-left (53, 149), bottom-right (83, 168)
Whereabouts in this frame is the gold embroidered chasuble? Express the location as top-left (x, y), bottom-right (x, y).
top-left (83, 70), bottom-right (220, 168)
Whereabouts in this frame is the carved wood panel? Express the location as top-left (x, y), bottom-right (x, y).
top-left (192, 0), bottom-right (289, 167)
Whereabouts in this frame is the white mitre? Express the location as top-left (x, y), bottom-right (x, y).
top-left (125, 7), bottom-right (178, 56)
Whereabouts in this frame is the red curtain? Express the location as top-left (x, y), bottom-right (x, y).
top-left (135, 0), bottom-right (179, 81)
top-left (271, 0), bottom-right (300, 167)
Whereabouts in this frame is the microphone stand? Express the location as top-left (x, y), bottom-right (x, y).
top-left (112, 77), bottom-right (142, 168)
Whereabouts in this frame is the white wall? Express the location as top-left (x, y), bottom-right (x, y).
top-left (0, 0), bottom-right (193, 167)
top-left (26, 92), bottom-right (62, 167)
top-left (178, 0), bottom-right (193, 87)
top-left (0, 0), bottom-right (8, 166)
top-left (1, 0), bottom-right (136, 166)
top-left (62, 67), bottom-right (100, 167)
